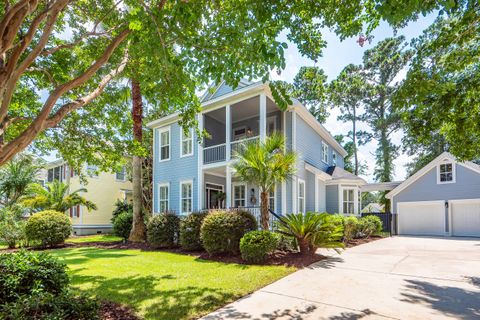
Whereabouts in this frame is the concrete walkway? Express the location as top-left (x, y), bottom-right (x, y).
top-left (202, 236), bottom-right (480, 320)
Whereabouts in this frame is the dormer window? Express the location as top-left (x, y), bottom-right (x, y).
top-left (437, 161), bottom-right (455, 184)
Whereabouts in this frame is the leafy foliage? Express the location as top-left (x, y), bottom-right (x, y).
top-left (112, 199), bottom-right (133, 222)
top-left (232, 133), bottom-right (296, 229)
top-left (179, 212), bottom-right (208, 251)
top-left (394, 3), bottom-right (480, 161)
top-left (358, 215), bottom-right (383, 238)
top-left (21, 180), bottom-right (97, 213)
top-left (112, 211), bottom-right (133, 241)
top-left (240, 230), bottom-right (279, 264)
top-left (146, 212), bottom-right (181, 248)
top-left (200, 210), bottom-right (257, 255)
top-left (25, 210), bottom-right (72, 247)
top-left (0, 207), bottom-right (26, 249)
top-left (276, 212), bottom-right (344, 255)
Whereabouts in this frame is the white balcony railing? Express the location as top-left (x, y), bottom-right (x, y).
top-left (230, 136), bottom-right (259, 157)
top-left (203, 143), bottom-right (226, 164)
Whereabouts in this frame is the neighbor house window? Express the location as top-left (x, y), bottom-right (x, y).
top-left (332, 153), bottom-right (337, 166)
top-left (181, 128), bottom-right (193, 157)
top-left (70, 205), bottom-right (80, 218)
top-left (269, 189), bottom-right (275, 211)
top-left (86, 164), bottom-right (98, 177)
top-left (47, 165), bottom-right (64, 182)
top-left (159, 127), bottom-right (170, 161)
top-left (343, 189), bottom-right (355, 214)
top-left (115, 166), bottom-right (126, 181)
top-left (322, 142), bottom-right (328, 163)
top-left (297, 179), bottom-right (305, 213)
top-left (180, 181), bottom-right (193, 214)
top-left (158, 184), bottom-right (169, 212)
top-left (438, 162), bottom-right (455, 183)
top-left (233, 184), bottom-right (246, 207)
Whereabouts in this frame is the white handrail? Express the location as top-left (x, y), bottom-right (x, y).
top-left (203, 143), bottom-right (227, 151)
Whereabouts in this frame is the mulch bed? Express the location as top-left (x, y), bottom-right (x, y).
top-left (100, 301), bottom-right (139, 320)
top-left (346, 235), bottom-right (385, 248)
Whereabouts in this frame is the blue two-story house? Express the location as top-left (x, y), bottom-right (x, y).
top-left (147, 80), bottom-right (366, 217)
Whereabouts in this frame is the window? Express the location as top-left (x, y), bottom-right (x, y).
top-left (115, 166), bottom-right (126, 181)
top-left (159, 127), bottom-right (170, 161)
top-left (233, 126), bottom-right (247, 140)
top-left (69, 205), bottom-right (80, 218)
top-left (47, 165), bottom-right (63, 182)
top-left (86, 164), bottom-right (98, 177)
top-left (332, 153), bottom-right (337, 166)
top-left (158, 184), bottom-right (169, 212)
top-left (297, 179), bottom-right (305, 213)
top-left (181, 128), bottom-right (193, 157)
top-left (322, 142), bottom-right (328, 163)
top-left (438, 162), bottom-right (455, 183)
top-left (342, 189), bottom-right (355, 214)
top-left (233, 184), bottom-right (246, 207)
top-left (180, 181), bottom-right (193, 214)
top-left (268, 189), bottom-right (275, 211)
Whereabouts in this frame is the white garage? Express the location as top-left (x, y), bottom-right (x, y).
top-left (397, 201), bottom-right (446, 236)
top-left (450, 199), bottom-right (480, 237)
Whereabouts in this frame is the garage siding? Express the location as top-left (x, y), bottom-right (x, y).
top-left (392, 164), bottom-right (480, 214)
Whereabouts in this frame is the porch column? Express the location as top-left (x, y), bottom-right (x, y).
top-left (197, 113), bottom-right (204, 210)
top-left (314, 176), bottom-right (319, 212)
top-left (226, 166), bottom-right (232, 209)
top-left (225, 104), bottom-right (231, 161)
top-left (259, 94), bottom-right (267, 141)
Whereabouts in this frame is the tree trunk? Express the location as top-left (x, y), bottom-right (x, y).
top-left (129, 79), bottom-right (146, 242)
top-left (260, 190), bottom-right (269, 230)
top-left (352, 107), bottom-right (359, 176)
top-left (298, 238), bottom-right (309, 255)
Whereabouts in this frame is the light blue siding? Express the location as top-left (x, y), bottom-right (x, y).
top-left (392, 164), bottom-right (480, 214)
top-left (204, 115), bottom-right (225, 147)
top-left (318, 180), bottom-right (326, 212)
top-left (306, 171), bottom-right (316, 212)
top-left (326, 185), bottom-right (339, 214)
top-left (153, 122), bottom-right (199, 214)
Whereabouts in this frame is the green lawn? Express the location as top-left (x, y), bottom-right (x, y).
top-left (50, 247), bottom-right (295, 319)
top-left (66, 234), bottom-right (123, 243)
top-left (0, 241), bottom-right (7, 249)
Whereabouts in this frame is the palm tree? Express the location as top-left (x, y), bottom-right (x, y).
top-left (0, 153), bottom-right (42, 207)
top-left (21, 180), bottom-right (97, 213)
top-left (232, 133), bottom-right (296, 230)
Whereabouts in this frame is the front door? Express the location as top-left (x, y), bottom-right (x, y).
top-left (206, 183), bottom-right (224, 209)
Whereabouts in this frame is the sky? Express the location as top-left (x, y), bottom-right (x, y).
top-left (270, 15), bottom-right (437, 183)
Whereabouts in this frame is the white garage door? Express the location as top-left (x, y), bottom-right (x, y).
top-left (398, 201), bottom-right (446, 236)
top-left (451, 199), bottom-right (480, 237)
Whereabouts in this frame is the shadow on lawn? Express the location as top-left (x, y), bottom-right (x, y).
top-left (70, 271), bottom-right (236, 319)
top-left (52, 248), bottom-right (135, 265)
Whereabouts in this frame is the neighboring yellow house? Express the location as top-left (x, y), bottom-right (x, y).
top-left (42, 160), bottom-right (133, 235)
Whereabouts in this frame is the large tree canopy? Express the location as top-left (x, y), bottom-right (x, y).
top-left (0, 0), bottom-right (459, 167)
top-left (394, 1), bottom-right (479, 161)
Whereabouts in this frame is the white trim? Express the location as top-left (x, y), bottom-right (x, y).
top-left (157, 182), bottom-right (170, 213)
top-left (180, 180), bottom-right (194, 215)
top-left (180, 127), bottom-right (194, 158)
top-left (339, 185), bottom-right (359, 215)
top-left (72, 224), bottom-right (113, 228)
top-left (232, 125), bottom-right (247, 140)
top-left (232, 181), bottom-right (247, 208)
top-left (386, 152), bottom-right (480, 199)
top-left (197, 113), bottom-right (204, 210)
top-left (304, 163), bottom-right (333, 181)
top-left (226, 166), bottom-right (232, 209)
top-left (225, 104), bottom-right (231, 161)
top-left (322, 142), bottom-right (328, 164)
top-left (436, 160), bottom-right (456, 184)
top-left (268, 188), bottom-right (276, 212)
top-left (158, 126), bottom-right (171, 162)
top-left (297, 178), bottom-right (306, 214)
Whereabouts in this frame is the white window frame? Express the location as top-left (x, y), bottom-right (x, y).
top-left (437, 161), bottom-right (456, 184)
top-left (339, 186), bottom-right (359, 215)
top-left (180, 128), bottom-right (194, 157)
top-left (158, 183), bottom-right (170, 213)
top-left (180, 180), bottom-right (193, 215)
top-left (232, 182), bottom-right (247, 208)
top-left (115, 166), bottom-right (127, 181)
top-left (72, 205), bottom-right (81, 218)
top-left (158, 126), bottom-right (171, 162)
top-left (268, 188), bottom-right (276, 212)
top-left (322, 142), bottom-right (328, 164)
top-left (297, 179), bottom-right (305, 213)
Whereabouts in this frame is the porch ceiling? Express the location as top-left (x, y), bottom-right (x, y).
top-left (205, 96), bottom-right (278, 124)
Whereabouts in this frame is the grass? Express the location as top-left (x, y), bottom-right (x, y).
top-left (50, 247), bottom-right (295, 319)
top-left (66, 234), bottom-right (123, 243)
top-left (0, 241), bottom-right (7, 249)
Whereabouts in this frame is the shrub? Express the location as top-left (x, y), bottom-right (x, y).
top-left (274, 233), bottom-right (296, 252)
top-left (200, 210), bottom-right (257, 255)
top-left (277, 212), bottom-right (344, 255)
top-left (343, 216), bottom-right (359, 242)
top-left (240, 230), bottom-right (278, 263)
top-left (0, 207), bottom-right (26, 249)
top-left (179, 212), bottom-right (207, 250)
top-left (0, 251), bottom-right (99, 319)
top-left (359, 215), bottom-right (383, 238)
top-left (0, 250), bottom-right (69, 305)
top-left (112, 199), bottom-right (133, 222)
top-left (147, 212), bottom-right (180, 248)
top-left (25, 210), bottom-right (71, 247)
top-left (112, 211), bottom-right (133, 240)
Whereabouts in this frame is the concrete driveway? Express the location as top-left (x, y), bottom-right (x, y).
top-left (202, 236), bottom-right (480, 320)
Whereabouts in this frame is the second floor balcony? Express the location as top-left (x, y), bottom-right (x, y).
top-left (201, 94), bottom-right (284, 165)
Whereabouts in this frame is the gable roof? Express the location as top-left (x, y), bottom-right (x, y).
top-left (326, 166), bottom-right (366, 183)
top-left (386, 152), bottom-right (480, 199)
top-left (200, 79), bottom-right (257, 102)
